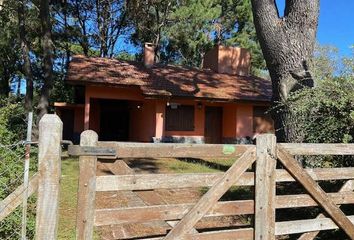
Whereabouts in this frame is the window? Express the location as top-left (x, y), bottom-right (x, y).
top-left (253, 106), bottom-right (274, 134)
top-left (165, 105), bottom-right (195, 131)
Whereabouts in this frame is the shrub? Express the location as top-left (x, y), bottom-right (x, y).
top-left (284, 76), bottom-right (354, 167)
top-left (0, 99), bottom-right (36, 239)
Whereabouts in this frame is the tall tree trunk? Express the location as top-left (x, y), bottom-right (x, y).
top-left (96, 0), bottom-right (110, 57)
top-left (62, 0), bottom-right (70, 68)
top-left (37, 0), bottom-right (53, 122)
top-left (250, 0), bottom-right (320, 142)
top-left (0, 68), bottom-right (10, 97)
top-left (18, 0), bottom-right (34, 112)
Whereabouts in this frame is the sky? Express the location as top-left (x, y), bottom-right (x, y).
top-left (276, 0), bottom-right (354, 56)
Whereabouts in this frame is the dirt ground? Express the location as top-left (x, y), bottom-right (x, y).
top-left (95, 158), bottom-right (248, 240)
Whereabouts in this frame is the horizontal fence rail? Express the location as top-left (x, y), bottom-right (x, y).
top-left (89, 142), bottom-right (354, 159)
top-left (95, 167), bottom-right (354, 191)
top-left (97, 142), bottom-right (254, 158)
top-left (95, 191), bottom-right (354, 226)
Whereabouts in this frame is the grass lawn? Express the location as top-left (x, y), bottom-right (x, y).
top-left (58, 157), bottom-right (79, 240)
top-left (57, 155), bottom-right (247, 239)
top-left (158, 157), bottom-right (253, 200)
top-left (158, 157), bottom-right (236, 173)
top-left (58, 156), bottom-right (100, 240)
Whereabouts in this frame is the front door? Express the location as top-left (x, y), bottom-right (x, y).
top-left (204, 107), bottom-right (222, 143)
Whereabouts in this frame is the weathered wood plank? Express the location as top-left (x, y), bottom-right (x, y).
top-left (107, 160), bottom-right (199, 235)
top-left (95, 191), bottom-right (354, 226)
top-left (276, 215), bottom-right (354, 235)
top-left (98, 141), bottom-right (254, 158)
top-left (76, 130), bottom-right (98, 240)
top-left (96, 142), bottom-right (354, 158)
top-left (163, 148), bottom-right (256, 239)
top-left (67, 145), bottom-right (116, 157)
top-left (142, 228), bottom-right (254, 240)
top-left (279, 143), bottom-right (354, 155)
top-left (277, 147), bottom-right (354, 239)
top-left (0, 174), bottom-right (38, 221)
top-left (298, 180), bottom-right (354, 240)
top-left (110, 218), bottom-right (249, 239)
top-left (95, 167), bottom-right (354, 191)
top-left (35, 114), bottom-right (63, 240)
top-left (255, 134), bottom-right (277, 239)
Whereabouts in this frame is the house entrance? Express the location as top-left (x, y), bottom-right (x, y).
top-left (61, 108), bottom-right (74, 141)
top-left (99, 99), bottom-right (130, 141)
top-left (204, 106), bottom-right (222, 143)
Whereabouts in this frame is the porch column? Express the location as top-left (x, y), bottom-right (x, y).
top-left (155, 101), bottom-right (165, 140)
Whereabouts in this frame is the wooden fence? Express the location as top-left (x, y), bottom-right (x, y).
top-left (0, 114), bottom-right (62, 240)
top-left (69, 130), bottom-right (354, 240)
top-left (2, 114), bottom-right (353, 239)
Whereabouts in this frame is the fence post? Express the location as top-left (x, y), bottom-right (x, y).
top-left (35, 114), bottom-right (63, 240)
top-left (255, 134), bottom-right (277, 240)
top-left (76, 130), bottom-right (98, 240)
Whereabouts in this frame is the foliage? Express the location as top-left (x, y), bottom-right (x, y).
top-left (283, 46), bottom-right (354, 167)
top-left (127, 0), bottom-right (266, 73)
top-left (164, 0), bottom-right (221, 67)
top-left (0, 0), bottom-right (21, 97)
top-left (0, 98), bottom-right (36, 239)
top-left (58, 0), bottom-right (129, 58)
top-left (0, 0), bottom-right (266, 110)
top-left (221, 0), bottom-right (266, 74)
top-left (286, 77), bottom-right (354, 144)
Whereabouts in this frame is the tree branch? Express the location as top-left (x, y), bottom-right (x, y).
top-left (284, 0), bottom-right (320, 27)
top-left (251, 0), bottom-right (280, 26)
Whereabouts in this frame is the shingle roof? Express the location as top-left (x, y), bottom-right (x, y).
top-left (67, 55), bottom-right (272, 102)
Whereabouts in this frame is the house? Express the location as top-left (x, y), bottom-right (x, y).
top-left (55, 43), bottom-right (274, 144)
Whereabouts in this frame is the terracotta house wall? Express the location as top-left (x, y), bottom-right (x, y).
top-left (218, 46), bottom-right (251, 76)
top-left (236, 104), bottom-right (253, 138)
top-left (129, 103), bottom-right (141, 141)
top-left (142, 101), bottom-right (156, 141)
top-left (203, 45), bottom-right (251, 76)
top-left (222, 104), bottom-right (237, 138)
top-left (77, 85), bottom-right (267, 143)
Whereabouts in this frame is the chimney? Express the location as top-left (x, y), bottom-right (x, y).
top-left (203, 45), bottom-right (251, 76)
top-left (144, 43), bottom-right (155, 68)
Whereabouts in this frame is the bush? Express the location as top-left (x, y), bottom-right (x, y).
top-left (284, 76), bottom-right (354, 167)
top-left (0, 99), bottom-right (36, 239)
top-left (287, 77), bottom-right (354, 143)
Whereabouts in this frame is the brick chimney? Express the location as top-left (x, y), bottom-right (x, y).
top-left (144, 43), bottom-right (155, 68)
top-left (203, 45), bottom-right (251, 76)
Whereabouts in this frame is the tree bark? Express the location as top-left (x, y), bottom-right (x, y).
top-left (18, 0), bottom-right (34, 112)
top-left (37, 0), bottom-right (53, 122)
top-left (250, 0), bottom-right (320, 142)
top-left (0, 67), bottom-right (10, 97)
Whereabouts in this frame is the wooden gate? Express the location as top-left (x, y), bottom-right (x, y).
top-left (69, 131), bottom-right (354, 240)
